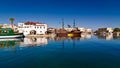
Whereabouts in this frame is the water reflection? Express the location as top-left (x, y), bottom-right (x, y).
top-left (0, 38), bottom-right (23, 53)
top-left (50, 34), bottom-right (92, 41)
top-left (95, 33), bottom-right (120, 40)
top-left (50, 37), bottom-right (77, 49)
top-left (0, 38), bottom-right (22, 49)
top-left (19, 37), bottom-right (48, 47)
top-left (1, 34), bottom-right (120, 68)
top-left (81, 33), bottom-right (92, 39)
top-left (0, 33), bottom-right (116, 50)
top-left (0, 37), bottom-right (48, 49)
top-left (0, 33), bottom-right (120, 49)
top-left (48, 34), bottom-right (92, 49)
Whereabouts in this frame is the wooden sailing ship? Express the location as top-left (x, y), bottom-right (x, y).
top-left (56, 19), bottom-right (81, 37)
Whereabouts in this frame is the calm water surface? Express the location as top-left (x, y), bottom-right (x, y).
top-left (0, 35), bottom-right (120, 68)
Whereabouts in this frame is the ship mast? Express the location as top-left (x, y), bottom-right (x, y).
top-left (73, 19), bottom-right (75, 28)
top-left (62, 19), bottom-right (64, 29)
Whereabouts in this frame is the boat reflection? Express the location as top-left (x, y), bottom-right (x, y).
top-left (0, 38), bottom-right (23, 49)
top-left (48, 33), bottom-right (92, 41)
top-left (0, 34), bottom-right (99, 49)
top-left (19, 37), bottom-right (48, 47)
top-left (48, 34), bottom-right (92, 49)
top-left (0, 37), bottom-right (48, 48)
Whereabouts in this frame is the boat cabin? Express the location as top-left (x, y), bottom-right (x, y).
top-left (0, 28), bottom-right (14, 35)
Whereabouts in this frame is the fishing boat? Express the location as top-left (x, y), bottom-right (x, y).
top-left (0, 28), bottom-right (24, 38)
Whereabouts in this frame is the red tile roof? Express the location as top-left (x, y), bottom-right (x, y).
top-left (24, 21), bottom-right (42, 25)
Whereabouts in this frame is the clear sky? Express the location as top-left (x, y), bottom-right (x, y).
top-left (0, 0), bottom-right (120, 29)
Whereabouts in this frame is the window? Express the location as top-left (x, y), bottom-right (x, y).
top-left (4, 30), bottom-right (7, 33)
top-left (40, 31), bottom-right (42, 33)
top-left (4, 30), bottom-right (9, 33)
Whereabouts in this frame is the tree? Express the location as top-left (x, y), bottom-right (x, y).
top-left (114, 28), bottom-right (120, 32)
top-left (9, 18), bottom-right (15, 29)
top-left (0, 25), bottom-right (2, 28)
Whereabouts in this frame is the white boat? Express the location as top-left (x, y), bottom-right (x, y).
top-left (0, 38), bottom-right (23, 41)
top-left (0, 35), bottom-right (24, 39)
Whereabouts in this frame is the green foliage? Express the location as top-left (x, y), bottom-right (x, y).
top-left (114, 28), bottom-right (120, 32)
top-left (9, 18), bottom-right (15, 28)
top-left (0, 25), bottom-right (2, 28)
top-left (9, 18), bottom-right (15, 22)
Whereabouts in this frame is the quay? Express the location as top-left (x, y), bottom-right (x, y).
top-left (25, 34), bottom-right (55, 38)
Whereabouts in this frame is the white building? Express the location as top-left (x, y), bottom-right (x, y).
top-left (64, 27), bottom-right (92, 33)
top-left (64, 28), bottom-right (74, 32)
top-left (86, 28), bottom-right (92, 33)
top-left (78, 28), bottom-right (86, 32)
top-left (18, 21), bottom-right (47, 36)
top-left (107, 28), bottom-right (113, 33)
top-left (97, 27), bottom-right (113, 33)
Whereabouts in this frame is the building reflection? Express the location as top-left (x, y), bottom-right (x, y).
top-left (0, 37), bottom-right (48, 48)
top-left (95, 33), bottom-right (120, 40)
top-left (19, 37), bottom-right (48, 47)
top-left (81, 33), bottom-right (92, 39)
top-left (0, 34), bottom-right (93, 49)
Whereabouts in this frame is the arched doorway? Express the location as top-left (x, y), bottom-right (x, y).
top-left (30, 30), bottom-right (36, 35)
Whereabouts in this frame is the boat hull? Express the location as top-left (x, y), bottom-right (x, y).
top-left (0, 35), bottom-right (24, 38)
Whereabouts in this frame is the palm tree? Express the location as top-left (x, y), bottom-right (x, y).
top-left (9, 18), bottom-right (15, 29)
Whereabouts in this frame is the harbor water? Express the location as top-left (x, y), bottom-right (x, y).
top-left (0, 35), bottom-right (120, 68)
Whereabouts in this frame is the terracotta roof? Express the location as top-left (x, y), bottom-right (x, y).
top-left (24, 21), bottom-right (42, 25)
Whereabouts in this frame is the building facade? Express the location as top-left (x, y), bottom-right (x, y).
top-left (18, 21), bottom-right (47, 36)
top-left (96, 28), bottom-right (113, 33)
top-left (64, 27), bottom-right (92, 33)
